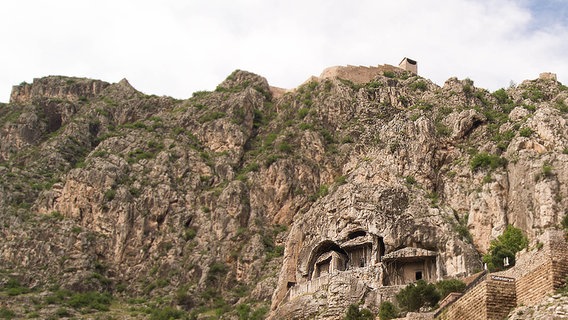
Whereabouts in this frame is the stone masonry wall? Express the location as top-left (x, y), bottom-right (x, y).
top-left (437, 279), bottom-right (488, 320)
top-left (550, 231), bottom-right (568, 290)
top-left (438, 230), bottom-right (567, 320)
top-left (319, 64), bottom-right (400, 84)
top-left (437, 277), bottom-right (516, 320)
top-left (514, 260), bottom-right (554, 306)
top-left (499, 229), bottom-right (568, 307)
top-left (485, 278), bottom-right (517, 320)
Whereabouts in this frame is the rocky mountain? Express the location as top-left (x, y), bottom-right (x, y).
top-left (0, 66), bottom-right (567, 319)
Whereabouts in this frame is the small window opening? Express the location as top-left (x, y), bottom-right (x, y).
top-left (415, 271), bottom-right (423, 281)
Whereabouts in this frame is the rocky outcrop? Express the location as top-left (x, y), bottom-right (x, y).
top-left (0, 68), bottom-right (567, 319)
top-left (10, 76), bottom-right (110, 104)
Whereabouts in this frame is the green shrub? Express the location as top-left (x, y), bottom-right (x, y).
top-left (378, 301), bottom-right (399, 320)
top-left (345, 304), bottom-right (374, 320)
top-left (396, 280), bottom-right (440, 312)
top-left (266, 245), bottom-right (284, 260)
top-left (104, 189), bottom-right (116, 201)
top-left (250, 306), bottom-right (269, 320)
top-left (149, 306), bottom-right (187, 320)
top-left (236, 304), bottom-right (251, 320)
top-left (405, 176), bottom-right (416, 185)
top-left (183, 228), bottom-right (197, 241)
top-left (198, 111), bottom-right (226, 123)
top-left (470, 152), bottom-right (506, 171)
top-left (454, 217), bottom-right (473, 244)
top-left (299, 122), bottom-right (314, 130)
top-left (523, 87), bottom-right (544, 102)
top-left (492, 88), bottom-right (510, 104)
top-left (0, 307), bottom-right (15, 319)
top-left (129, 187), bottom-right (141, 198)
top-left (67, 291), bottom-right (113, 311)
top-left (561, 214), bottom-right (568, 231)
top-left (55, 307), bottom-right (71, 317)
top-left (542, 163), bottom-right (553, 178)
top-left (383, 71), bottom-right (396, 79)
top-left (175, 287), bottom-right (194, 310)
top-left (207, 262), bottom-right (227, 285)
top-left (2, 278), bottom-right (30, 296)
top-left (410, 80), bottom-right (428, 91)
top-left (436, 279), bottom-right (466, 299)
top-left (309, 184), bottom-right (329, 201)
top-left (482, 225), bottom-right (528, 271)
top-left (435, 122), bottom-right (451, 137)
top-left (335, 175), bottom-right (347, 185)
top-left (519, 127), bottom-right (533, 137)
top-left (127, 148), bottom-right (155, 163)
top-left (367, 81), bottom-right (382, 89)
top-left (463, 83), bottom-right (473, 96)
top-left (297, 108), bottom-right (310, 119)
top-left (265, 155), bottom-right (279, 167)
top-left (493, 130), bottom-right (515, 151)
top-left (556, 99), bottom-right (568, 112)
top-left (278, 142), bottom-right (292, 153)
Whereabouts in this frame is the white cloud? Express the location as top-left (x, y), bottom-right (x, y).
top-left (1, 0), bottom-right (567, 102)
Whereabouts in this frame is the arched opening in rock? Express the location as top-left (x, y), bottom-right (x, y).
top-left (307, 240), bottom-right (348, 280)
top-left (347, 230), bottom-right (367, 239)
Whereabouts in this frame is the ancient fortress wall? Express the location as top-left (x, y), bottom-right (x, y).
top-left (514, 260), bottom-right (555, 306)
top-left (437, 279), bottom-right (488, 320)
top-left (437, 229), bottom-right (567, 320)
top-left (485, 278), bottom-right (517, 320)
top-left (437, 276), bottom-right (516, 320)
top-left (319, 64), bottom-right (401, 84)
top-left (498, 229), bottom-right (568, 306)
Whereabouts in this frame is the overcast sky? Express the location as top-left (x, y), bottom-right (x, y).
top-left (1, 0), bottom-right (567, 103)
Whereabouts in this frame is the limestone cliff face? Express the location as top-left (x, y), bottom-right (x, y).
top-left (0, 68), bottom-right (567, 319)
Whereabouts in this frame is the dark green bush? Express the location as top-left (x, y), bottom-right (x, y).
top-left (396, 280), bottom-right (440, 312)
top-left (435, 279), bottom-right (466, 299)
top-left (519, 127), bottom-right (533, 137)
top-left (104, 189), bottom-right (116, 201)
top-left (298, 108), bottom-right (310, 119)
top-left (183, 228), bottom-right (197, 241)
top-left (250, 306), bottom-right (269, 320)
top-left (405, 176), bottom-right (416, 185)
top-left (492, 88), bottom-right (510, 104)
top-left (55, 307), bottom-right (71, 317)
top-left (67, 291), bottom-right (113, 311)
top-left (149, 306), bottom-right (187, 320)
top-left (410, 80), bottom-right (428, 91)
top-left (562, 214), bottom-right (568, 231)
top-left (278, 142), bottom-right (292, 153)
top-left (378, 301), bottom-right (399, 320)
top-left (556, 98), bottom-right (568, 112)
top-left (522, 87), bottom-right (544, 102)
top-left (482, 225), bottom-right (528, 271)
top-left (198, 111), bottom-right (226, 123)
top-left (345, 304), bottom-right (374, 320)
top-left (2, 278), bottom-right (30, 296)
top-left (207, 262), bottom-right (227, 285)
top-left (470, 152), bottom-right (506, 171)
top-left (0, 307), bottom-right (16, 319)
top-left (236, 304), bottom-right (251, 320)
top-left (542, 164), bottom-right (553, 178)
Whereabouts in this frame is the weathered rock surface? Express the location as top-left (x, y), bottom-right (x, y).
top-left (508, 293), bottom-right (568, 319)
top-left (0, 67), bottom-right (567, 319)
